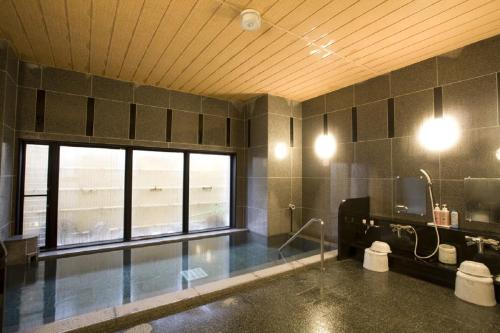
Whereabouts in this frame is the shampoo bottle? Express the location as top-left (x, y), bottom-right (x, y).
top-left (441, 204), bottom-right (450, 226)
top-left (433, 203), bottom-right (441, 225)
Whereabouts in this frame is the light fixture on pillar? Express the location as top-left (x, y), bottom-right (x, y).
top-left (496, 148), bottom-right (500, 161)
top-left (274, 142), bottom-right (288, 160)
top-left (314, 134), bottom-right (336, 160)
top-left (417, 116), bottom-right (460, 152)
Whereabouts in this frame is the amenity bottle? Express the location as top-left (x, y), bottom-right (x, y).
top-left (441, 204), bottom-right (450, 226)
top-left (434, 204), bottom-right (441, 225)
top-left (451, 210), bottom-right (459, 228)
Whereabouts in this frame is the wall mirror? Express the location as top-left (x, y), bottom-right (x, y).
top-left (394, 176), bottom-right (426, 217)
top-left (465, 178), bottom-right (500, 224)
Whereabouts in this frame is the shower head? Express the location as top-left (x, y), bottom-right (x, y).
top-left (419, 169), bottom-right (432, 185)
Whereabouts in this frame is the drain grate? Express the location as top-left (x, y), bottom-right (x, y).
top-left (181, 267), bottom-right (208, 281)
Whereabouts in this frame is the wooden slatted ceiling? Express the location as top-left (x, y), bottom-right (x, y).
top-left (1, 0), bottom-right (499, 102)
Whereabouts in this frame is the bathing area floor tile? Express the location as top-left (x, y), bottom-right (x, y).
top-left (128, 259), bottom-right (500, 333)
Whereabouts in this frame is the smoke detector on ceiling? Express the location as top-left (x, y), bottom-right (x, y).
top-left (240, 9), bottom-right (261, 32)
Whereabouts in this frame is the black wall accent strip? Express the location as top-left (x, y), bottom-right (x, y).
top-left (86, 97), bottom-right (95, 136)
top-left (129, 104), bottom-right (136, 139)
top-left (247, 119), bottom-right (251, 148)
top-left (35, 89), bottom-right (45, 132)
top-left (323, 113), bottom-right (328, 134)
top-left (46, 144), bottom-right (60, 249)
top-left (182, 153), bottom-right (190, 234)
top-left (290, 117), bottom-right (294, 147)
top-left (166, 109), bottom-right (172, 142)
top-left (124, 148), bottom-right (133, 241)
top-left (352, 107), bottom-right (357, 142)
top-left (388, 98), bottom-right (394, 138)
top-left (226, 117), bottom-right (231, 147)
top-left (198, 114), bottom-right (203, 144)
top-left (434, 86), bottom-right (443, 118)
top-left (497, 73), bottom-right (500, 118)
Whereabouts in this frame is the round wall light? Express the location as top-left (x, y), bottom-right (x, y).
top-left (417, 116), bottom-right (460, 152)
top-left (314, 134), bottom-right (336, 160)
top-left (496, 148), bottom-right (500, 161)
top-left (274, 142), bottom-right (288, 160)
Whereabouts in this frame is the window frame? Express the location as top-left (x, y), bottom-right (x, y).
top-left (16, 140), bottom-right (236, 250)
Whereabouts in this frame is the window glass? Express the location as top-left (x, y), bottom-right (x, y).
top-left (189, 154), bottom-right (231, 231)
top-left (23, 144), bottom-right (49, 246)
top-left (132, 150), bottom-right (183, 237)
top-left (57, 146), bottom-right (125, 246)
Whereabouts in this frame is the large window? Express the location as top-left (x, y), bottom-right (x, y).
top-left (21, 144), bottom-right (49, 247)
top-left (189, 154), bottom-right (231, 231)
top-left (57, 147), bottom-right (125, 246)
top-left (132, 151), bottom-right (183, 237)
top-left (19, 143), bottom-right (234, 249)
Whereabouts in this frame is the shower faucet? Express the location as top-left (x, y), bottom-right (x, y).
top-left (390, 224), bottom-right (414, 239)
top-left (465, 235), bottom-right (500, 255)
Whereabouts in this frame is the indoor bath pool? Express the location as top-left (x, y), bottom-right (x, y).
top-left (4, 232), bottom-right (331, 332)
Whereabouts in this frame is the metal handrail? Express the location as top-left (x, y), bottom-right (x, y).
top-left (278, 218), bottom-right (325, 271)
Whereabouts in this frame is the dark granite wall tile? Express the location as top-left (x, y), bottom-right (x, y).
top-left (356, 100), bottom-right (388, 141)
top-left (42, 67), bottom-right (91, 95)
top-left (394, 89), bottom-right (434, 137)
top-left (246, 95), bottom-right (268, 118)
top-left (171, 109), bottom-right (198, 144)
top-left (134, 85), bottom-right (170, 107)
top-left (247, 177), bottom-right (267, 209)
top-left (2, 43), bottom-right (18, 82)
top-left (268, 95), bottom-right (291, 116)
top-left (229, 102), bottom-right (244, 119)
top-left (392, 136), bottom-right (439, 178)
top-left (303, 177), bottom-right (330, 211)
top-left (203, 115), bottom-right (226, 146)
top-left (267, 113), bottom-right (289, 148)
top-left (326, 85), bottom-right (353, 111)
top-left (230, 119), bottom-right (244, 148)
top-left (292, 101), bottom-right (302, 119)
top-left (268, 178), bottom-right (291, 209)
top-left (18, 62), bottom-right (41, 88)
top-left (442, 74), bottom-right (497, 129)
top-left (0, 40), bottom-right (6, 70)
top-left (440, 126), bottom-right (500, 179)
top-left (246, 146), bottom-right (267, 178)
top-left (302, 95), bottom-right (324, 117)
top-left (135, 105), bottom-right (167, 142)
top-left (93, 99), bottom-right (130, 139)
top-left (292, 147), bottom-right (302, 178)
top-left (391, 58), bottom-right (437, 96)
top-left (302, 115), bottom-right (323, 148)
top-left (330, 143), bottom-right (354, 179)
top-left (0, 72), bottom-right (4, 114)
top-left (16, 87), bottom-right (37, 131)
top-left (92, 76), bottom-right (133, 102)
top-left (437, 34), bottom-right (500, 85)
top-left (44, 92), bottom-right (87, 135)
top-left (202, 97), bottom-right (228, 116)
top-left (327, 108), bottom-right (352, 143)
top-left (4, 76), bottom-right (17, 128)
top-left (354, 75), bottom-right (390, 105)
top-left (302, 147), bottom-right (329, 178)
top-left (249, 114), bottom-right (267, 147)
top-left (170, 90), bottom-right (201, 113)
top-left (1, 125), bottom-right (15, 175)
top-left (353, 139), bottom-right (391, 179)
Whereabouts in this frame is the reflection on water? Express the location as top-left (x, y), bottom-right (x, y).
top-left (3, 232), bottom-right (330, 332)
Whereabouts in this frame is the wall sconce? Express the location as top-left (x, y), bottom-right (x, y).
top-left (496, 148), bottom-right (500, 161)
top-left (417, 116), bottom-right (460, 152)
top-left (314, 134), bottom-right (336, 160)
top-left (274, 142), bottom-right (288, 160)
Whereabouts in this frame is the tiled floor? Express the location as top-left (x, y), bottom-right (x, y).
top-left (127, 259), bottom-right (500, 333)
